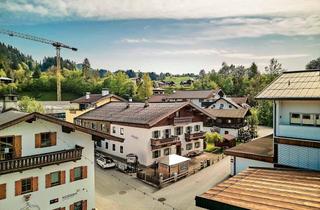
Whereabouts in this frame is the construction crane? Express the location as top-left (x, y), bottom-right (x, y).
top-left (0, 28), bottom-right (77, 101)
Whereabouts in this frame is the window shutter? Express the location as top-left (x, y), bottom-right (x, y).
top-left (60, 171), bottom-right (66, 185)
top-left (50, 132), bottom-right (57, 146)
top-left (13, 135), bottom-right (22, 158)
top-left (82, 166), bottom-right (88, 179)
top-left (35, 134), bottom-right (41, 148)
top-left (69, 204), bottom-right (74, 210)
top-left (45, 174), bottom-right (51, 188)
top-left (32, 177), bottom-right (38, 192)
top-left (82, 200), bottom-right (87, 210)
top-left (0, 184), bottom-right (6, 200)
top-left (15, 180), bottom-right (22, 196)
top-left (70, 169), bottom-right (75, 182)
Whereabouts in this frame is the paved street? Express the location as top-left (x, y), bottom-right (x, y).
top-left (95, 156), bottom-right (231, 210)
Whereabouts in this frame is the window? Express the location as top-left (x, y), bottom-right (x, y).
top-left (120, 146), bottom-right (123, 153)
top-left (212, 105), bottom-right (216, 108)
top-left (50, 171), bottom-right (60, 187)
top-left (74, 167), bottom-right (83, 181)
top-left (316, 114), bottom-right (320, 126)
top-left (186, 126), bottom-right (192, 134)
top-left (194, 125), bottom-right (200, 132)
top-left (96, 140), bottom-right (102, 147)
top-left (105, 142), bottom-right (108, 149)
top-left (152, 130), bottom-right (160, 139)
top-left (40, 132), bottom-right (51, 147)
top-left (229, 105), bottom-right (232, 108)
top-left (74, 201), bottom-right (83, 210)
top-left (152, 150), bottom-right (161, 158)
top-left (175, 111), bottom-right (180, 117)
top-left (303, 114), bottom-right (311, 120)
top-left (120, 128), bottom-right (124, 135)
top-left (290, 113), bottom-right (301, 124)
top-left (21, 178), bottom-right (32, 194)
top-left (224, 131), bottom-right (229, 134)
top-left (164, 148), bottom-right (171, 156)
top-left (0, 136), bottom-right (14, 160)
top-left (112, 144), bottom-right (116, 151)
top-left (70, 166), bottom-right (87, 182)
top-left (227, 119), bottom-right (232, 124)
top-left (91, 123), bottom-right (97, 130)
top-left (186, 143), bottom-right (193, 150)
top-left (175, 127), bottom-right (183, 135)
top-left (112, 126), bottom-right (116, 134)
top-left (195, 142), bottom-right (200, 148)
top-left (219, 104), bottom-right (224, 109)
top-left (100, 123), bottom-right (105, 131)
top-left (164, 129), bottom-right (171, 138)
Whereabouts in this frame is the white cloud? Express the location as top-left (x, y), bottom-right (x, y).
top-left (1, 0), bottom-right (320, 20)
top-left (222, 53), bottom-right (309, 60)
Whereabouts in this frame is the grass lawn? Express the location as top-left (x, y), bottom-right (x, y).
top-left (18, 91), bottom-right (80, 101)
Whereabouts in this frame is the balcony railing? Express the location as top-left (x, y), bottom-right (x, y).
top-left (174, 116), bottom-right (193, 125)
top-left (0, 146), bottom-right (83, 175)
top-left (185, 132), bottom-right (206, 142)
top-left (151, 136), bottom-right (180, 150)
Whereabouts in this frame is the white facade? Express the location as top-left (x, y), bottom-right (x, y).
top-left (96, 122), bottom-right (204, 166)
top-left (230, 156), bottom-right (274, 176)
top-left (275, 100), bottom-right (320, 171)
top-left (0, 119), bottom-right (95, 210)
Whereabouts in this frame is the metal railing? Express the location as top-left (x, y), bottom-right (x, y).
top-left (0, 146), bottom-right (83, 175)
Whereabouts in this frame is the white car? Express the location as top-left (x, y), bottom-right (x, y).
top-left (96, 157), bottom-right (116, 169)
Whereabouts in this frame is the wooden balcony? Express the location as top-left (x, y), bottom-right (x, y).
top-left (174, 116), bottom-right (193, 125)
top-left (151, 136), bottom-right (181, 150)
top-left (185, 132), bottom-right (206, 142)
top-left (0, 146), bottom-right (83, 175)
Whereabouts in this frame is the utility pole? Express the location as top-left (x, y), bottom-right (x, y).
top-left (0, 29), bottom-right (77, 101)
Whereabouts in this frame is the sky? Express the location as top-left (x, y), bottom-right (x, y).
top-left (0, 0), bottom-right (319, 74)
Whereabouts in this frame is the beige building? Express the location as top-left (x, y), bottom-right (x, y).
top-left (65, 88), bottom-right (126, 123)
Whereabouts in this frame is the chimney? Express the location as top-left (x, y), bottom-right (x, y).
top-left (101, 88), bottom-right (109, 96)
top-left (86, 92), bottom-right (90, 99)
top-left (1, 94), bottom-right (18, 112)
top-left (144, 97), bottom-right (149, 108)
top-left (126, 98), bottom-right (132, 108)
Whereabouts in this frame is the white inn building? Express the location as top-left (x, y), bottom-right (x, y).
top-left (75, 102), bottom-right (214, 166)
top-left (0, 111), bottom-right (119, 210)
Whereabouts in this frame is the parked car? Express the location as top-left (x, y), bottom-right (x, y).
top-left (96, 156), bottom-right (116, 169)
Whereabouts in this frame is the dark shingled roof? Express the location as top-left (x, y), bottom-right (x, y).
top-left (204, 108), bottom-right (249, 119)
top-left (71, 94), bottom-right (126, 104)
top-left (0, 110), bottom-right (28, 125)
top-left (225, 135), bottom-right (273, 162)
top-left (148, 95), bottom-right (167, 103)
top-left (196, 167), bottom-right (320, 210)
top-left (230, 96), bottom-right (248, 105)
top-left (76, 102), bottom-right (214, 126)
top-left (256, 69), bottom-right (320, 100)
top-left (166, 90), bottom-right (215, 99)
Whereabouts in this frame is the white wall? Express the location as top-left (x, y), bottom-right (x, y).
top-left (0, 119), bottom-right (95, 210)
top-left (96, 122), bottom-right (204, 166)
top-left (231, 156), bottom-right (273, 175)
top-left (209, 98), bottom-right (236, 110)
top-left (276, 100), bottom-right (320, 140)
top-left (278, 144), bottom-right (320, 171)
top-left (203, 127), bottom-right (239, 138)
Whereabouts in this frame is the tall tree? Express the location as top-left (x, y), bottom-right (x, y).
top-left (137, 73), bottom-right (153, 101)
top-left (306, 57), bottom-right (320, 70)
top-left (248, 62), bottom-right (259, 79)
top-left (82, 58), bottom-right (91, 79)
top-left (265, 58), bottom-right (283, 79)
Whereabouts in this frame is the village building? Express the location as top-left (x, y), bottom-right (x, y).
top-left (65, 88), bottom-right (126, 123)
top-left (0, 110), bottom-right (120, 210)
top-left (40, 101), bottom-right (78, 120)
top-left (0, 77), bottom-right (13, 84)
top-left (196, 70), bottom-right (320, 209)
top-left (75, 101), bottom-right (214, 166)
top-left (149, 89), bottom-right (250, 138)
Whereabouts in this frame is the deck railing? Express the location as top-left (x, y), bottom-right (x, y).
top-left (151, 136), bottom-right (180, 149)
top-left (0, 146), bottom-right (83, 175)
top-left (185, 132), bottom-right (206, 142)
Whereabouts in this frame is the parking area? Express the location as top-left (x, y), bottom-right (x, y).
top-left (95, 156), bottom-right (230, 210)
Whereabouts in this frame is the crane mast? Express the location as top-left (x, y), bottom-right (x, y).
top-left (0, 29), bottom-right (77, 101)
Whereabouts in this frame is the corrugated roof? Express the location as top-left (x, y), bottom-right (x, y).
top-left (0, 110), bottom-right (28, 125)
top-left (196, 168), bottom-right (320, 210)
top-left (225, 135), bottom-right (273, 162)
top-left (76, 102), bottom-right (213, 126)
top-left (204, 108), bottom-right (249, 119)
top-left (256, 70), bottom-right (320, 99)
